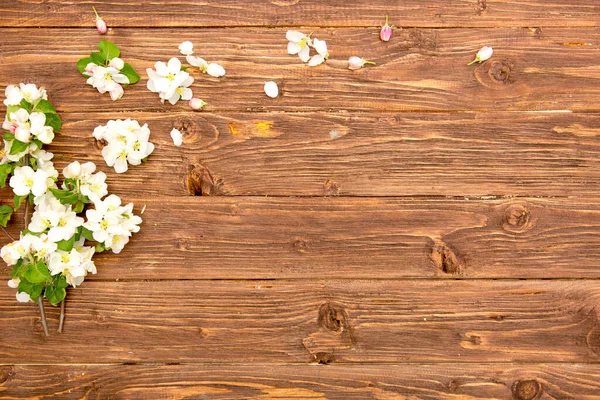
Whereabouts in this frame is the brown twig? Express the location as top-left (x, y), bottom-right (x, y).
top-left (37, 296), bottom-right (49, 337)
top-left (58, 298), bottom-right (66, 333)
top-left (0, 226), bottom-right (15, 241)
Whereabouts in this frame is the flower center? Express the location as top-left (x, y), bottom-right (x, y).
top-left (133, 141), bottom-right (141, 151)
top-left (58, 217), bottom-right (67, 227)
top-left (176, 87), bottom-right (184, 95)
top-left (100, 220), bottom-right (109, 230)
top-left (167, 73), bottom-right (176, 81)
top-left (61, 254), bottom-right (70, 263)
top-left (25, 178), bottom-right (33, 187)
top-left (103, 73), bottom-right (113, 81)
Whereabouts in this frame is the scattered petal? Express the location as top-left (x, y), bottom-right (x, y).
top-left (179, 41), bottom-right (194, 56)
top-left (170, 128), bottom-right (183, 146)
top-left (264, 81), bottom-right (279, 98)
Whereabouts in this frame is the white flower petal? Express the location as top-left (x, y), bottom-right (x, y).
top-left (308, 54), bottom-right (325, 67)
top-left (170, 128), bottom-right (183, 146)
top-left (264, 81), bottom-right (279, 98)
top-left (178, 41), bottom-right (194, 56)
top-left (298, 45), bottom-right (310, 63)
top-left (286, 30), bottom-right (305, 42)
top-left (287, 41), bottom-right (301, 55)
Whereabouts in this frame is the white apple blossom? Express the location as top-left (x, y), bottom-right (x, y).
top-left (264, 81), bottom-right (279, 98)
top-left (28, 200), bottom-right (84, 243)
top-left (147, 58), bottom-right (194, 105)
top-left (287, 30), bottom-right (312, 63)
top-left (3, 83), bottom-right (47, 106)
top-left (93, 119), bottom-right (155, 173)
top-left (84, 63), bottom-right (129, 101)
top-left (170, 128), bottom-right (183, 146)
top-left (179, 41), bottom-right (194, 56)
top-left (62, 161), bottom-right (108, 203)
top-left (468, 46), bottom-right (493, 65)
top-left (9, 166), bottom-right (53, 197)
top-left (5, 108), bottom-right (54, 144)
top-left (308, 38), bottom-right (328, 66)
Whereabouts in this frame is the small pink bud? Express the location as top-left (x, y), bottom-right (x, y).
top-left (92, 6), bottom-right (107, 34)
top-left (348, 56), bottom-right (376, 70)
top-left (380, 15), bottom-right (393, 42)
top-left (189, 98), bottom-right (207, 110)
top-left (9, 124), bottom-right (17, 134)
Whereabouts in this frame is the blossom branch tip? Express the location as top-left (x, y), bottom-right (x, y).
top-left (37, 296), bottom-right (49, 337)
top-left (58, 298), bottom-right (65, 333)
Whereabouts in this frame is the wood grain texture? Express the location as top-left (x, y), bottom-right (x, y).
top-left (2, 364), bottom-right (600, 399)
top-left (1, 0), bottom-right (599, 28)
top-left (11, 111), bottom-right (600, 197)
top-left (1, 279), bottom-right (600, 363)
top-left (1, 197), bottom-right (599, 280)
top-left (1, 28), bottom-right (600, 113)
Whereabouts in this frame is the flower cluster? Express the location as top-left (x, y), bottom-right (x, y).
top-left (4, 160), bottom-right (142, 305)
top-left (286, 30), bottom-right (329, 66)
top-left (146, 41), bottom-right (225, 108)
top-left (93, 119), bottom-right (155, 173)
top-left (77, 40), bottom-right (140, 101)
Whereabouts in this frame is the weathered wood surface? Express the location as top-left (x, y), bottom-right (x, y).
top-left (1, 280), bottom-right (600, 363)
top-left (1, 0), bottom-right (599, 28)
top-left (2, 364), bottom-right (600, 399)
top-left (4, 111), bottom-right (597, 197)
top-left (1, 197), bottom-right (599, 280)
top-left (1, 28), bottom-right (600, 113)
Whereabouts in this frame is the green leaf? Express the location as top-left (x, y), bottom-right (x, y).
top-left (19, 99), bottom-right (32, 112)
top-left (0, 205), bottom-right (13, 227)
top-left (3, 133), bottom-right (14, 141)
top-left (119, 63), bottom-right (140, 85)
top-left (44, 113), bottom-right (62, 132)
top-left (81, 227), bottom-right (95, 241)
top-left (45, 285), bottom-right (66, 306)
top-left (73, 200), bottom-right (85, 213)
top-left (17, 278), bottom-right (43, 301)
top-left (11, 259), bottom-right (25, 278)
top-left (56, 235), bottom-right (76, 252)
top-left (98, 39), bottom-right (120, 61)
top-left (95, 242), bottom-right (106, 253)
top-left (24, 260), bottom-right (51, 284)
top-left (6, 104), bottom-right (20, 116)
top-left (50, 188), bottom-right (79, 205)
top-left (13, 194), bottom-right (27, 211)
top-left (9, 139), bottom-right (29, 155)
top-left (90, 51), bottom-right (105, 66)
top-left (55, 275), bottom-right (69, 289)
top-left (0, 163), bottom-right (13, 188)
top-left (34, 99), bottom-right (56, 114)
top-left (77, 56), bottom-right (92, 73)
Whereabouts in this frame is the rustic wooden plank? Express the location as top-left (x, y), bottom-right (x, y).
top-left (1, 0), bottom-right (599, 28)
top-left (1, 280), bottom-right (600, 363)
top-left (1, 197), bottom-right (599, 280)
top-left (14, 111), bottom-right (600, 197)
top-left (2, 364), bottom-right (599, 399)
top-left (1, 28), bottom-right (600, 112)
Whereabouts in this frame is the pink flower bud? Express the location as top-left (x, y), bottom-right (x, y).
top-left (96, 18), bottom-right (107, 34)
top-left (189, 98), bottom-right (207, 110)
top-left (348, 56), bottom-right (376, 70)
top-left (380, 16), bottom-right (392, 42)
top-left (9, 123), bottom-right (17, 134)
top-left (92, 6), bottom-right (107, 34)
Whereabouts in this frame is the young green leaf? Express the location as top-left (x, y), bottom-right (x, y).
top-left (98, 40), bottom-right (120, 61)
top-left (0, 205), bottom-right (13, 227)
top-left (17, 279), bottom-right (43, 300)
top-left (90, 51), bottom-right (105, 66)
top-left (56, 235), bottom-right (76, 252)
top-left (19, 99), bottom-right (32, 112)
top-left (73, 200), bottom-right (85, 213)
top-left (44, 113), bottom-right (62, 132)
top-left (95, 242), bottom-right (106, 253)
top-left (49, 188), bottom-right (79, 205)
top-left (3, 133), bottom-right (14, 141)
top-left (34, 99), bottom-right (56, 114)
top-left (45, 285), bottom-right (66, 306)
top-left (81, 226), bottom-right (95, 241)
top-left (11, 259), bottom-right (25, 278)
top-left (13, 194), bottom-right (27, 211)
top-left (119, 63), bottom-right (140, 84)
top-left (0, 163), bottom-right (13, 188)
top-left (9, 139), bottom-right (29, 155)
top-left (24, 260), bottom-right (51, 284)
top-left (77, 56), bottom-right (93, 74)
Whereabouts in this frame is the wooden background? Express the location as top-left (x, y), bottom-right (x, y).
top-left (1, 1), bottom-right (600, 398)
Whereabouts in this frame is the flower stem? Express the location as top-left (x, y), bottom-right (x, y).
top-left (58, 298), bottom-right (66, 333)
top-left (385, 15), bottom-right (389, 25)
top-left (467, 57), bottom-right (479, 66)
top-left (364, 60), bottom-right (377, 65)
top-left (0, 226), bottom-right (15, 241)
top-left (37, 296), bottom-right (49, 337)
top-left (92, 6), bottom-right (100, 20)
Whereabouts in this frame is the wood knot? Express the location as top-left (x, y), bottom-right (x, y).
top-left (512, 379), bottom-right (542, 400)
top-left (314, 352), bottom-right (334, 364)
top-left (173, 117), bottom-right (200, 143)
top-left (0, 366), bottom-right (14, 385)
top-left (503, 204), bottom-right (532, 233)
top-left (318, 302), bottom-right (349, 332)
top-left (323, 179), bottom-right (340, 196)
top-left (488, 60), bottom-right (515, 84)
top-left (293, 239), bottom-right (309, 253)
top-left (475, 0), bottom-right (487, 14)
top-left (429, 241), bottom-right (463, 274)
top-left (186, 164), bottom-right (224, 196)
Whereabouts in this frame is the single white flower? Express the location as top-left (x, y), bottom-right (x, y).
top-left (94, 119), bottom-right (155, 173)
top-left (83, 194), bottom-right (127, 243)
top-left (16, 292), bottom-right (31, 302)
top-left (4, 85), bottom-right (23, 106)
top-left (85, 64), bottom-right (129, 101)
top-left (19, 83), bottom-right (47, 104)
top-left (187, 55), bottom-right (226, 78)
top-left (9, 166), bottom-right (52, 197)
top-left (1, 241), bottom-right (25, 266)
top-left (264, 81), bottom-right (279, 98)
top-left (179, 41), bottom-right (194, 56)
top-left (308, 38), bottom-right (328, 66)
top-left (6, 109), bottom-right (52, 144)
top-left (147, 58), bottom-right (194, 104)
top-left (170, 128), bottom-right (183, 146)
top-left (468, 46), bottom-right (493, 65)
top-left (287, 30), bottom-right (312, 63)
